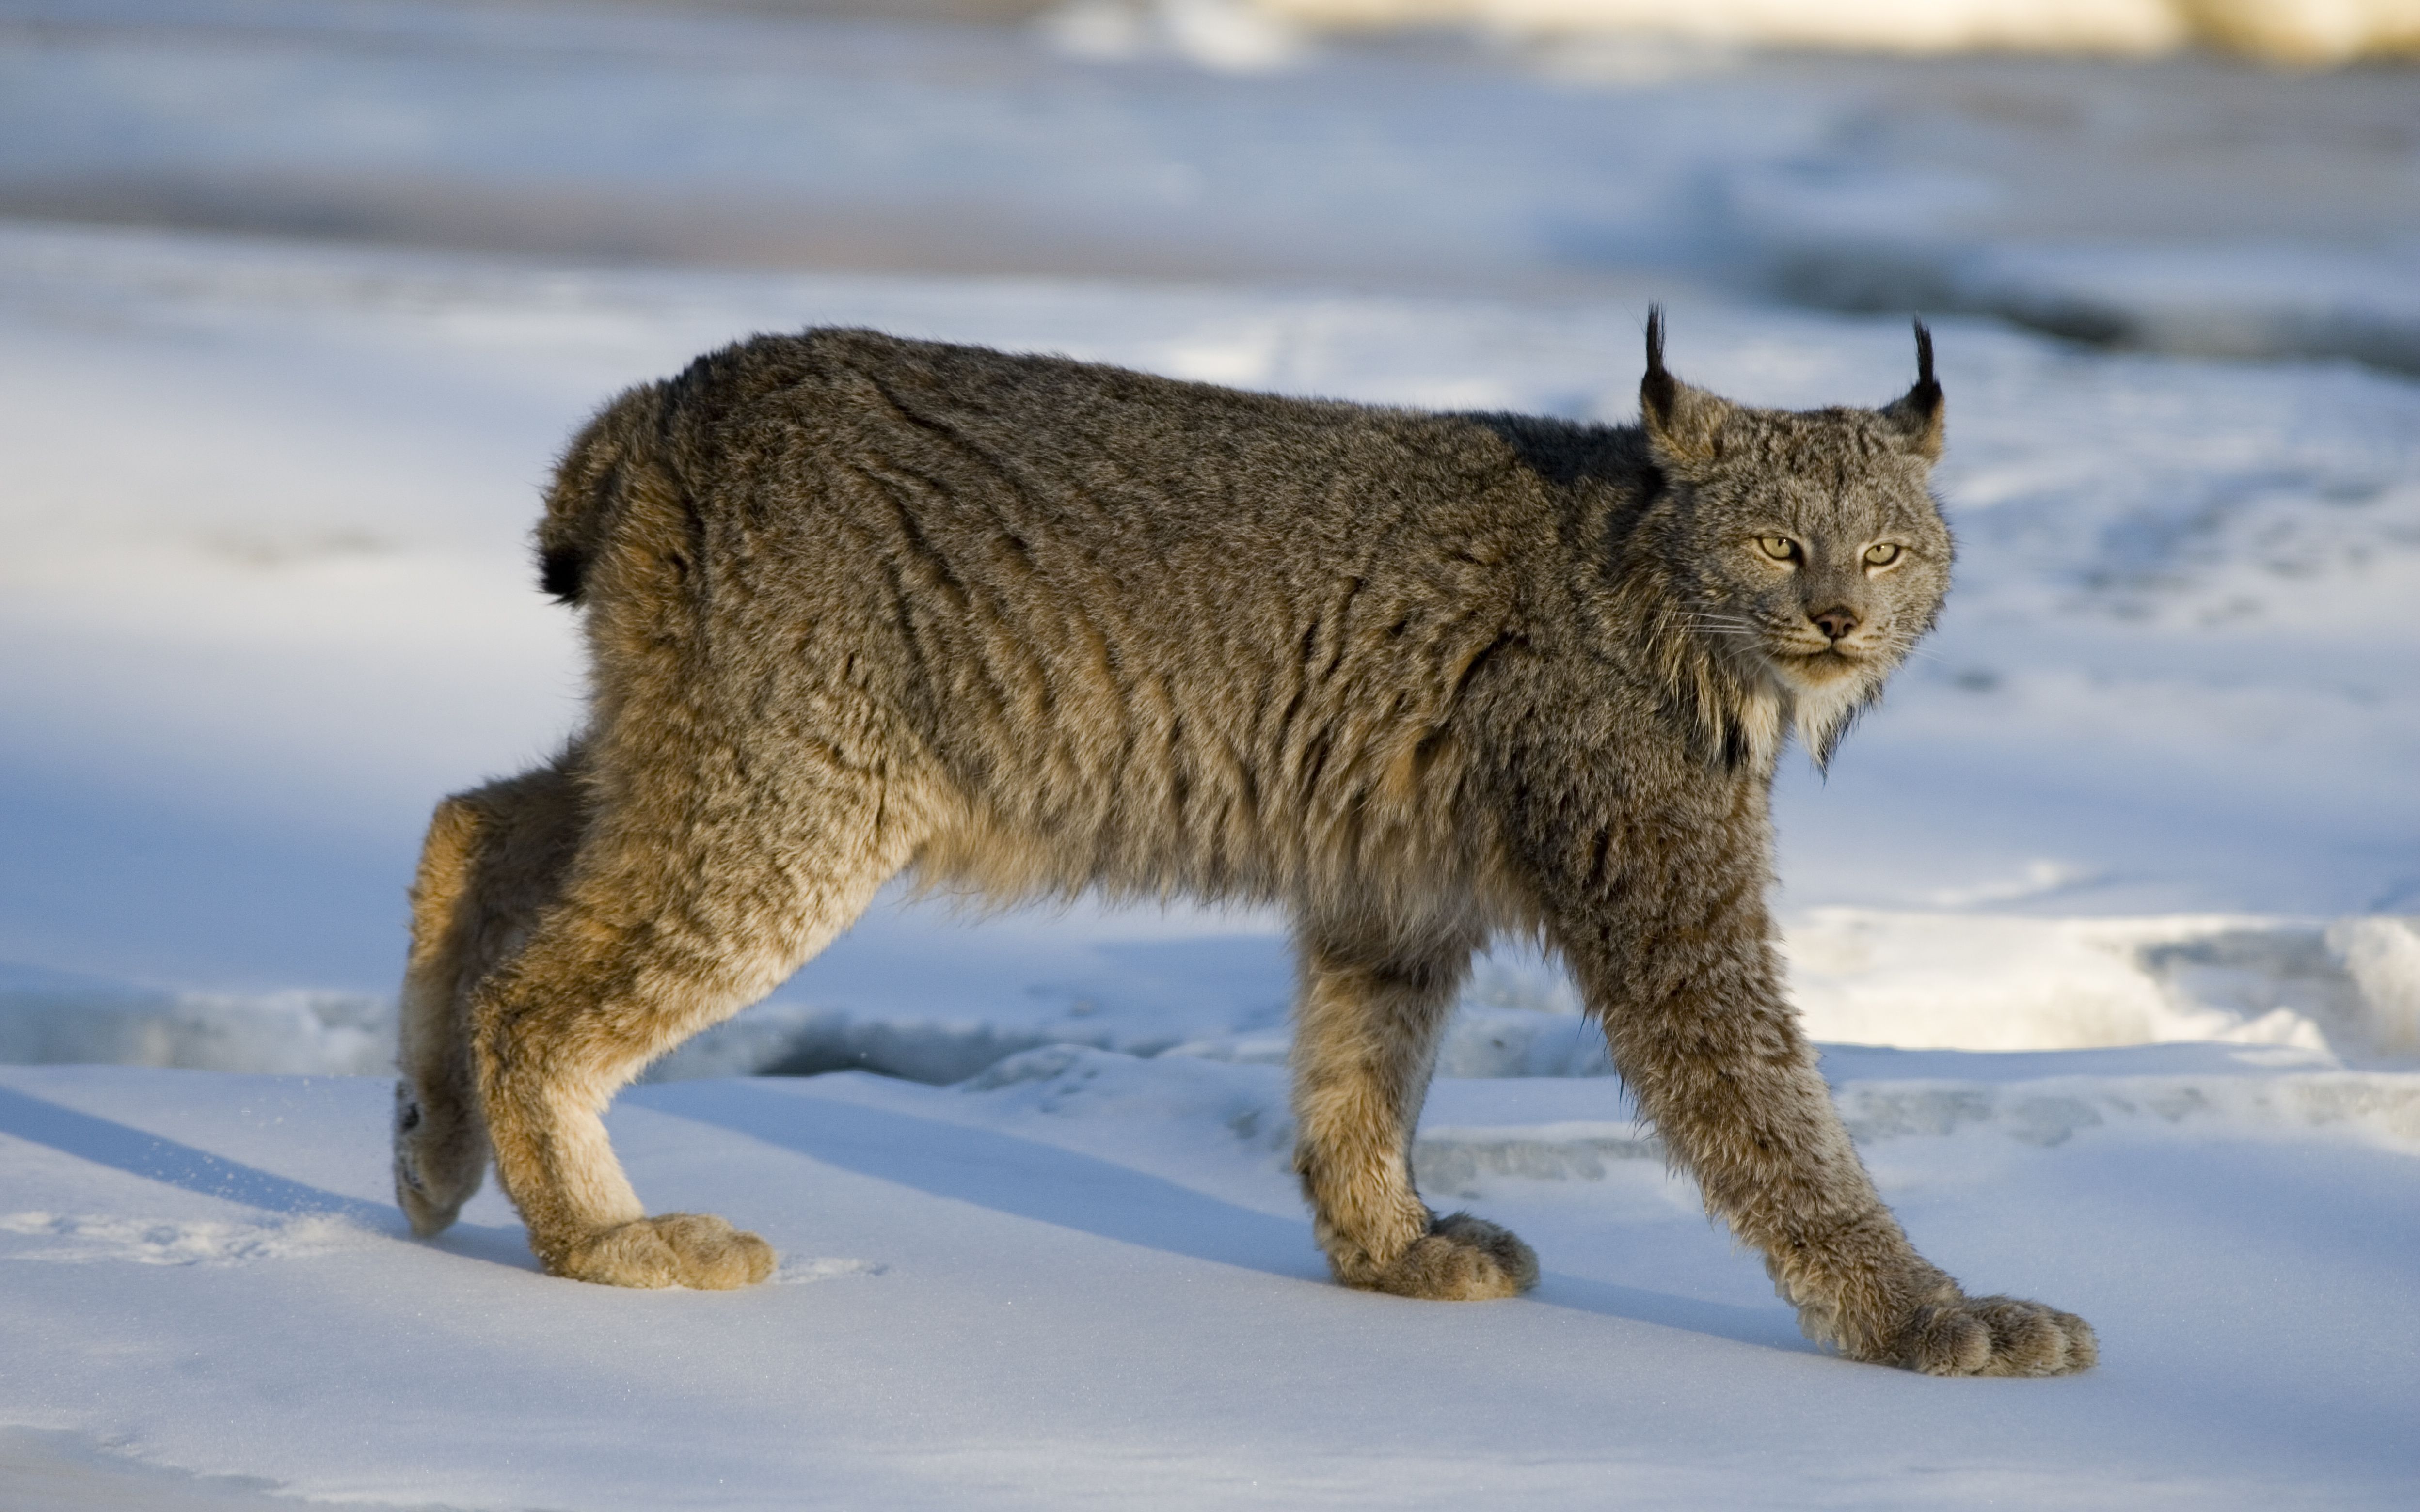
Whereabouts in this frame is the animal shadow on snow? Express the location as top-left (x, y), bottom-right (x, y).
top-left (0, 1084), bottom-right (529, 1262)
top-left (644, 1081), bottom-right (1810, 1352)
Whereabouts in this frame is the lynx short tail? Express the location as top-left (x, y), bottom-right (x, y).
top-left (534, 381), bottom-right (676, 606)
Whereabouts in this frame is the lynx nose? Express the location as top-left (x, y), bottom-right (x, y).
top-left (1811, 607), bottom-right (1859, 642)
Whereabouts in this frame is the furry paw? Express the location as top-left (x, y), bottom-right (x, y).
top-left (552, 1214), bottom-right (778, 1290)
top-left (393, 1082), bottom-right (485, 1239)
top-left (1891, 1293), bottom-right (2098, 1377)
top-left (1349, 1212), bottom-right (1540, 1301)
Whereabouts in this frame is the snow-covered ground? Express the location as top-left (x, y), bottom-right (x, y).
top-left (3, 2), bottom-right (2418, 1506)
top-left (5, 1048), bottom-right (2419, 1507)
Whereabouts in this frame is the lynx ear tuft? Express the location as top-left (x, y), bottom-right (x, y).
top-left (1642, 305), bottom-right (1675, 429)
top-left (1639, 306), bottom-right (1732, 465)
top-left (1883, 318), bottom-right (1945, 461)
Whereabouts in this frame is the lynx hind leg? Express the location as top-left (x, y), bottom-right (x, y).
top-left (473, 774), bottom-right (920, 1289)
top-left (394, 755), bottom-right (587, 1237)
top-left (1290, 920), bottom-right (1537, 1301)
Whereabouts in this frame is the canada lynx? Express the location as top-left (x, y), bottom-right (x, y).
top-left (395, 312), bottom-right (2094, 1376)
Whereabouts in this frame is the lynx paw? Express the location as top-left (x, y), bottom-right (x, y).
top-left (552, 1214), bottom-right (777, 1290)
top-left (1349, 1212), bottom-right (1540, 1301)
top-left (1891, 1294), bottom-right (2098, 1377)
top-left (393, 1083), bottom-right (484, 1239)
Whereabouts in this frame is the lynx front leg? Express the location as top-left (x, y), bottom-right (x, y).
top-left (1629, 997), bottom-right (2092, 1375)
top-left (1290, 919), bottom-right (1537, 1300)
top-left (1544, 817), bottom-right (2094, 1375)
top-left (394, 751), bottom-right (587, 1237)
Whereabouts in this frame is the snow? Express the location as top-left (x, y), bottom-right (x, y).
top-left (1244, 0), bottom-right (2420, 64)
top-left (1813, 241), bottom-right (2420, 376)
top-left (5, 1053), bottom-right (2418, 1507)
top-left (4, 1), bottom-right (2419, 1505)
top-left (1050, 0), bottom-right (2420, 69)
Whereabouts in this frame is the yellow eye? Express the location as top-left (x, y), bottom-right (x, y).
top-left (1757, 535), bottom-right (1798, 562)
top-left (1863, 542), bottom-right (1903, 567)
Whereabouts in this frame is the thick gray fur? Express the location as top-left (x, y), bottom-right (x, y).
top-left (389, 312), bottom-right (2094, 1375)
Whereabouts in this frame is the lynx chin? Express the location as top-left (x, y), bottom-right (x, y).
top-left (394, 310), bottom-right (2095, 1377)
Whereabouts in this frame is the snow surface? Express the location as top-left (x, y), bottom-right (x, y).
top-left (4, 2), bottom-right (2419, 1505)
top-left (6, 1052), bottom-right (2420, 1508)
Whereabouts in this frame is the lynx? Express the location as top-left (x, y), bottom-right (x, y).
top-left (394, 312), bottom-right (2094, 1376)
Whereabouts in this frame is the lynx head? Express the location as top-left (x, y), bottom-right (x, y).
top-left (1635, 310), bottom-right (1953, 769)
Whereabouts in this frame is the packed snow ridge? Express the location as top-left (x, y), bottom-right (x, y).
top-left (10, 914), bottom-right (2416, 1084)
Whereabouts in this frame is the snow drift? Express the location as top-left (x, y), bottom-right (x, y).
top-left (12, 914), bottom-right (2415, 1082)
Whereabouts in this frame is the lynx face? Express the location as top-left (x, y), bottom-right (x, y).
top-left (1697, 430), bottom-right (1953, 695)
top-left (1639, 319), bottom-right (1952, 764)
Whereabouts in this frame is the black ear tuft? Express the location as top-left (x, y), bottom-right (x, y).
top-left (1641, 305), bottom-right (1677, 429)
top-left (1910, 318), bottom-right (1941, 414)
top-left (1637, 306), bottom-right (1735, 463)
top-left (1883, 317), bottom-right (1945, 460)
top-left (540, 545), bottom-right (586, 605)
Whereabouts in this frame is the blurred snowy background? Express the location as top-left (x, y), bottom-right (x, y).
top-left (4, 0), bottom-right (2415, 1077)
top-left (5, 4), bottom-right (2420, 1508)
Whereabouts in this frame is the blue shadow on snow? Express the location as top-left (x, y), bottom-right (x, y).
top-left (0, 1083), bottom-right (534, 1261)
top-left (642, 1080), bottom-right (1810, 1352)
top-left (0, 1075), bottom-right (1820, 1351)
top-left (0, 1084), bottom-right (395, 1224)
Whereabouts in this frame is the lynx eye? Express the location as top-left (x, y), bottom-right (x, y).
top-left (1863, 542), bottom-right (1904, 568)
top-left (1756, 535), bottom-right (1799, 563)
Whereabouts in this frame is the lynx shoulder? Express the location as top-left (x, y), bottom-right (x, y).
top-left (393, 314), bottom-right (2094, 1376)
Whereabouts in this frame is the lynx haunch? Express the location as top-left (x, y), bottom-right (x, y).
top-left (394, 312), bottom-right (2094, 1377)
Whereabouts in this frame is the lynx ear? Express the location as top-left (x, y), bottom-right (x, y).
top-left (1881, 318), bottom-right (1945, 461)
top-left (1640, 306), bottom-right (1734, 465)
